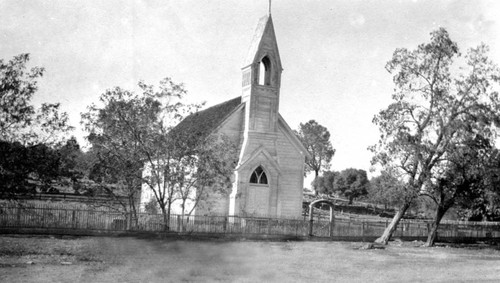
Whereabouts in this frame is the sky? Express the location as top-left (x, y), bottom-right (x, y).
top-left (2, 0), bottom-right (500, 182)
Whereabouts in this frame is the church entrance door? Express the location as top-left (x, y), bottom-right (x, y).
top-left (246, 185), bottom-right (269, 216)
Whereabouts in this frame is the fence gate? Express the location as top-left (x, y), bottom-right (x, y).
top-left (308, 199), bottom-right (335, 237)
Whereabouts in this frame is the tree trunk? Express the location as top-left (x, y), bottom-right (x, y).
top-left (129, 195), bottom-right (139, 229)
top-left (424, 204), bottom-right (449, 247)
top-left (125, 209), bottom-right (131, 230)
top-left (180, 201), bottom-right (186, 232)
top-left (160, 204), bottom-right (170, 231)
top-left (374, 200), bottom-right (411, 244)
top-left (314, 170), bottom-right (319, 196)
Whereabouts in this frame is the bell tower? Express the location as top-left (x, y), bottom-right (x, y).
top-left (241, 14), bottom-right (283, 133)
top-left (230, 9), bottom-right (307, 218)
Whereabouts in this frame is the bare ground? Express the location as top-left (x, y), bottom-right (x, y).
top-left (1, 235), bottom-right (500, 282)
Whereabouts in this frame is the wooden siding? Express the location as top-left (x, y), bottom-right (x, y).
top-left (276, 126), bottom-right (304, 218)
top-left (199, 107), bottom-right (245, 216)
top-left (196, 191), bottom-right (230, 216)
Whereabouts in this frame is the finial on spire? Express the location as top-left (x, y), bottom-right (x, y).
top-left (268, 0), bottom-right (272, 15)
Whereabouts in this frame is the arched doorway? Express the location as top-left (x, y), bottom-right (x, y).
top-left (246, 166), bottom-right (270, 216)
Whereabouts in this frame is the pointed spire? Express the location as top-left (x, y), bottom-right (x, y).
top-left (269, 0), bottom-right (272, 15)
top-left (243, 15), bottom-right (282, 71)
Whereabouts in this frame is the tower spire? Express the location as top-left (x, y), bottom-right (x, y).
top-left (268, 0), bottom-right (271, 15)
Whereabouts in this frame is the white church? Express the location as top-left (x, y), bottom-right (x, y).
top-left (141, 12), bottom-right (309, 219)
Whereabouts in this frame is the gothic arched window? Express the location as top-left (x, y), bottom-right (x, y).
top-left (249, 166), bottom-right (268, 185)
top-left (258, 56), bottom-right (271, 86)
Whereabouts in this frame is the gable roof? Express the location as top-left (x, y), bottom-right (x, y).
top-left (169, 97), bottom-right (242, 145)
top-left (278, 114), bottom-right (312, 159)
top-left (237, 146), bottom-right (281, 175)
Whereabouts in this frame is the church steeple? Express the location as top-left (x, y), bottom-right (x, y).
top-left (241, 14), bottom-right (283, 133)
top-left (242, 15), bottom-right (282, 89)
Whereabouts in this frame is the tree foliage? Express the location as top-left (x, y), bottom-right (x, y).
top-left (367, 169), bottom-right (407, 209)
top-left (0, 54), bottom-right (72, 146)
top-left (333, 168), bottom-right (369, 204)
top-left (419, 135), bottom-right (500, 246)
top-left (312, 171), bottom-right (336, 196)
top-left (0, 54), bottom-right (74, 197)
top-left (370, 28), bottom-right (500, 244)
top-left (296, 120), bottom-right (335, 195)
top-left (82, 78), bottom-right (237, 230)
top-left (0, 137), bottom-right (84, 197)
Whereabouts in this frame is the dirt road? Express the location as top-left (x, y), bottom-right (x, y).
top-left (1, 235), bottom-right (500, 282)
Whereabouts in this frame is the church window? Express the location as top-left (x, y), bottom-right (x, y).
top-left (249, 166), bottom-right (268, 184)
top-left (258, 56), bottom-right (271, 86)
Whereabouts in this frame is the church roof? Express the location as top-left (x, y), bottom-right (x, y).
top-left (169, 96), bottom-right (242, 145)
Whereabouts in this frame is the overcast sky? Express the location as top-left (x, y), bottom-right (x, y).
top-left (2, 0), bottom-right (500, 180)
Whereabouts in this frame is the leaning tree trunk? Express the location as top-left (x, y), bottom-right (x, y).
top-left (425, 204), bottom-right (450, 247)
top-left (375, 201), bottom-right (412, 244)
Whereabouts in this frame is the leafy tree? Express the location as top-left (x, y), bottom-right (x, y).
top-left (370, 28), bottom-right (500, 244)
top-left (167, 133), bottom-right (237, 226)
top-left (333, 168), bottom-right (369, 204)
top-left (82, 78), bottom-right (237, 230)
top-left (367, 169), bottom-right (407, 210)
top-left (312, 171), bottom-right (336, 196)
top-left (1, 54), bottom-right (73, 197)
top-left (420, 136), bottom-right (490, 246)
top-left (0, 139), bottom-right (81, 197)
top-left (295, 120), bottom-right (335, 194)
top-left (82, 84), bottom-right (166, 228)
top-left (1, 54), bottom-right (72, 146)
top-left (422, 136), bottom-right (500, 246)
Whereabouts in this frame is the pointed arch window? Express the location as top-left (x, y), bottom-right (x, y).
top-left (249, 166), bottom-right (268, 185)
top-left (258, 56), bottom-right (272, 86)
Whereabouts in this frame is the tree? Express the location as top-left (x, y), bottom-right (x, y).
top-left (368, 169), bottom-right (407, 210)
top-left (370, 28), bottom-right (500, 244)
top-left (82, 78), bottom-right (237, 230)
top-left (82, 83), bottom-right (168, 228)
top-left (295, 120), bottom-right (335, 194)
top-left (333, 168), bottom-right (369, 204)
top-left (1, 54), bottom-right (72, 146)
top-left (312, 171), bottom-right (336, 196)
top-left (165, 133), bottom-right (237, 230)
top-left (1, 54), bottom-right (73, 197)
top-left (422, 136), bottom-right (500, 246)
top-left (0, 138), bottom-right (84, 197)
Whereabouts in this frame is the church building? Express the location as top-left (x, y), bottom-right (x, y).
top-left (141, 12), bottom-right (309, 219)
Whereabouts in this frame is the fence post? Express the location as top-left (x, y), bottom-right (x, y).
top-left (16, 205), bottom-right (22, 227)
top-left (177, 215), bottom-right (181, 232)
top-left (308, 213), bottom-right (314, 237)
top-left (72, 210), bottom-right (76, 229)
top-left (362, 221), bottom-right (365, 242)
top-left (267, 218), bottom-right (272, 235)
top-left (329, 208), bottom-right (334, 238)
